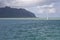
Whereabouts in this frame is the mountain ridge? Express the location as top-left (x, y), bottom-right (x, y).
top-left (0, 7), bottom-right (36, 18)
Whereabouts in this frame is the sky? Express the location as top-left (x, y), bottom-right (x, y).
top-left (0, 0), bottom-right (60, 17)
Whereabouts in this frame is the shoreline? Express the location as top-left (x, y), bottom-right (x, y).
top-left (0, 18), bottom-right (60, 20)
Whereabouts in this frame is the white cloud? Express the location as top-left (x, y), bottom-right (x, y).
top-left (25, 3), bottom-right (56, 17)
top-left (48, 8), bottom-right (56, 13)
top-left (37, 3), bottom-right (56, 14)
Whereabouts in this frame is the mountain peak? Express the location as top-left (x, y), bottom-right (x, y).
top-left (0, 7), bottom-right (36, 18)
top-left (5, 6), bottom-right (10, 8)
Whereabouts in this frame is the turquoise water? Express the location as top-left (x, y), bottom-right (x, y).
top-left (0, 20), bottom-right (60, 40)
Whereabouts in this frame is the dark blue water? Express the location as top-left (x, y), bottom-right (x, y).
top-left (0, 20), bottom-right (60, 40)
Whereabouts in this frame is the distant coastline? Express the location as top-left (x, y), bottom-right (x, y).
top-left (0, 17), bottom-right (60, 20)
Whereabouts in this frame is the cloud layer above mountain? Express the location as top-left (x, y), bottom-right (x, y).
top-left (0, 0), bottom-right (46, 8)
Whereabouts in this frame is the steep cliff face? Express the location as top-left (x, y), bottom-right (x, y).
top-left (0, 7), bottom-right (36, 18)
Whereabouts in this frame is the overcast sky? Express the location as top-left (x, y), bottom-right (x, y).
top-left (0, 0), bottom-right (60, 17)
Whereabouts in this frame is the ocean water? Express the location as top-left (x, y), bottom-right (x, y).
top-left (0, 20), bottom-right (60, 40)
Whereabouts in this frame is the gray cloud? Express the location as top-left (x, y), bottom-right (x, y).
top-left (0, 0), bottom-right (59, 8)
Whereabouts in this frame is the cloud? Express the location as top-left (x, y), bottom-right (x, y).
top-left (25, 3), bottom-right (56, 17)
top-left (0, 0), bottom-right (46, 8)
top-left (0, 0), bottom-right (58, 8)
top-left (37, 3), bottom-right (56, 14)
